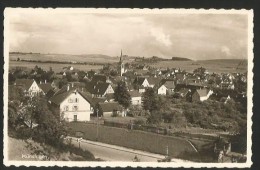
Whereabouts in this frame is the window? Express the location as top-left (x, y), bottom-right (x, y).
top-left (64, 106), bottom-right (69, 111)
top-left (75, 98), bottom-right (79, 103)
top-left (72, 105), bottom-right (78, 111)
top-left (68, 98), bottom-right (73, 103)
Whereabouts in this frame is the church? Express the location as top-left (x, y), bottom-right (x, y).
top-left (119, 50), bottom-right (127, 76)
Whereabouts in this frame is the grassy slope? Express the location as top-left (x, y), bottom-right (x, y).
top-left (8, 137), bottom-right (94, 161)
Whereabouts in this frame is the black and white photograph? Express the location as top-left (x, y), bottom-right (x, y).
top-left (3, 8), bottom-right (253, 167)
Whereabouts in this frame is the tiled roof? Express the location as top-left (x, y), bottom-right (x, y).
top-left (162, 80), bottom-right (175, 89)
top-left (38, 83), bottom-right (52, 94)
top-left (14, 79), bottom-right (35, 90)
top-left (85, 82), bottom-right (111, 95)
top-left (147, 77), bottom-right (161, 85)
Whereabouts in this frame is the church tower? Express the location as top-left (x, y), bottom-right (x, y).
top-left (119, 50), bottom-right (125, 76)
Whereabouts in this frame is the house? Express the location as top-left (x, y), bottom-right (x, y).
top-left (38, 81), bottom-right (53, 94)
top-left (147, 77), bottom-right (161, 88)
top-left (157, 80), bottom-right (175, 95)
top-left (191, 89), bottom-right (213, 102)
top-left (86, 82), bottom-right (114, 98)
top-left (49, 85), bottom-right (92, 122)
top-left (158, 84), bottom-right (167, 95)
top-left (14, 79), bottom-right (43, 96)
top-left (220, 81), bottom-right (235, 90)
top-left (91, 74), bottom-right (111, 84)
top-left (175, 72), bottom-right (186, 83)
top-left (128, 90), bottom-right (142, 105)
top-left (98, 102), bottom-right (124, 117)
top-left (134, 77), bottom-right (149, 87)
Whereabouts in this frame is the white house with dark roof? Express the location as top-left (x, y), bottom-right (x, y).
top-left (14, 79), bottom-right (43, 96)
top-left (49, 85), bottom-right (92, 122)
top-left (157, 80), bottom-right (175, 95)
top-left (191, 89), bottom-right (213, 102)
top-left (86, 82), bottom-right (114, 98)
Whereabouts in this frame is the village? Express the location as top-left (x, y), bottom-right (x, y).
top-left (7, 50), bottom-right (248, 163)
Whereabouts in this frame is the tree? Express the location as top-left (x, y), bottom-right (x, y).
top-left (193, 67), bottom-right (206, 75)
top-left (142, 88), bottom-right (160, 112)
top-left (114, 81), bottom-right (131, 108)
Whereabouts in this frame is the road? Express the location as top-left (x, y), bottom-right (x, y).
top-left (67, 137), bottom-right (191, 162)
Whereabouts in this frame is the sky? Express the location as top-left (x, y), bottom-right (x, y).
top-left (7, 9), bottom-right (249, 60)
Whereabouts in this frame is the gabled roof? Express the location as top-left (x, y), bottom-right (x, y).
top-left (147, 77), bottom-right (161, 86)
top-left (99, 102), bottom-right (121, 112)
top-left (134, 77), bottom-right (147, 86)
top-left (196, 89), bottom-right (209, 97)
top-left (162, 80), bottom-right (175, 89)
top-left (38, 83), bottom-right (52, 94)
top-left (14, 79), bottom-right (35, 90)
top-left (128, 90), bottom-right (141, 97)
top-left (80, 92), bottom-right (106, 106)
top-left (85, 82), bottom-right (111, 95)
top-left (49, 86), bottom-right (77, 105)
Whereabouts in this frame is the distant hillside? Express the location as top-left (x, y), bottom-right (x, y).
top-left (171, 57), bottom-right (192, 61)
top-left (9, 52), bottom-right (119, 64)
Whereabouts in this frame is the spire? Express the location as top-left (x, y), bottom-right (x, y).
top-left (120, 49), bottom-right (123, 62)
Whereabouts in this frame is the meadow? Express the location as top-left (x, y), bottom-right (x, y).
top-left (9, 61), bottom-right (103, 73)
top-left (9, 53), bottom-right (134, 64)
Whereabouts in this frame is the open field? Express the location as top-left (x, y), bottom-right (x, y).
top-left (9, 53), bottom-right (134, 64)
top-left (150, 59), bottom-right (247, 73)
top-left (9, 61), bottom-right (102, 73)
top-left (67, 122), bottom-right (199, 159)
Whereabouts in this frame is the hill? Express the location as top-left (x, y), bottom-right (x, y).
top-left (172, 57), bottom-right (192, 61)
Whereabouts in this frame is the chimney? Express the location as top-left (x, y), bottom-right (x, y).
top-left (72, 83), bottom-right (74, 88)
top-left (45, 79), bottom-right (47, 84)
top-left (81, 87), bottom-right (84, 92)
top-left (67, 85), bottom-right (70, 91)
top-left (40, 81), bottom-right (42, 84)
top-left (94, 85), bottom-right (96, 89)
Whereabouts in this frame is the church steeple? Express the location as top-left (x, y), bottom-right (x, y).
top-left (120, 49), bottom-right (122, 63)
top-left (119, 49), bottom-right (125, 77)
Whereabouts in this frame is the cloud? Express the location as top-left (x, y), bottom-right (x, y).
top-left (221, 46), bottom-right (232, 56)
top-left (149, 27), bottom-right (172, 47)
top-left (7, 9), bottom-right (249, 60)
